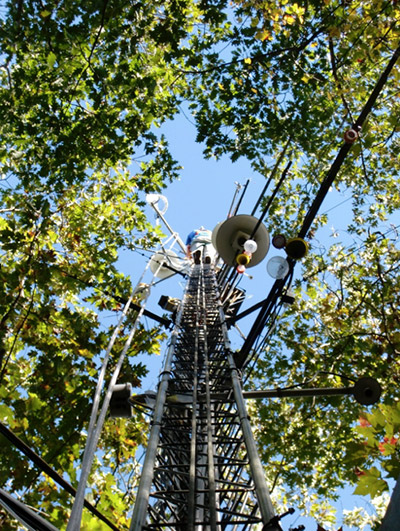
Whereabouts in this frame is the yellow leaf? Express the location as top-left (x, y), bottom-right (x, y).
top-left (255, 29), bottom-right (272, 41)
top-left (301, 74), bottom-right (310, 83)
top-left (285, 15), bottom-right (295, 25)
top-left (251, 87), bottom-right (258, 94)
top-left (292, 3), bottom-right (305, 16)
top-left (244, 57), bottom-right (252, 65)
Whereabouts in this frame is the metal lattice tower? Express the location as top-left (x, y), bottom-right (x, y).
top-left (130, 264), bottom-right (280, 531)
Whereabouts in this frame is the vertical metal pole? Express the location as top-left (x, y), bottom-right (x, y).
top-left (129, 297), bottom-right (185, 531)
top-left (202, 267), bottom-right (217, 531)
top-left (205, 371), bottom-right (217, 530)
top-left (188, 274), bottom-right (200, 530)
top-left (218, 304), bottom-right (280, 530)
top-left (188, 392), bottom-right (198, 530)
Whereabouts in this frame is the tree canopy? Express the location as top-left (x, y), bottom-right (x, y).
top-left (0, 0), bottom-right (399, 529)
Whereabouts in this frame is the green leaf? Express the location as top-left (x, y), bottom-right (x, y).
top-left (353, 467), bottom-right (388, 498)
top-left (47, 52), bottom-right (57, 68)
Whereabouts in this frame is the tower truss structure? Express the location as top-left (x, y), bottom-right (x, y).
top-left (130, 265), bottom-right (280, 530)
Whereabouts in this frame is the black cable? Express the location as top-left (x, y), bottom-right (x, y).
top-left (298, 42), bottom-right (400, 240)
top-left (251, 138), bottom-right (292, 217)
top-left (0, 422), bottom-right (119, 531)
top-left (250, 161), bottom-right (292, 241)
top-left (0, 488), bottom-right (58, 531)
top-left (235, 260), bottom-right (295, 369)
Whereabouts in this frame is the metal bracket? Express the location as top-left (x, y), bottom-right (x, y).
top-left (263, 507), bottom-right (294, 530)
top-left (243, 377), bottom-right (381, 406)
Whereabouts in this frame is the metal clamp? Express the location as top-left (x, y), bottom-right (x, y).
top-left (263, 508), bottom-right (294, 530)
